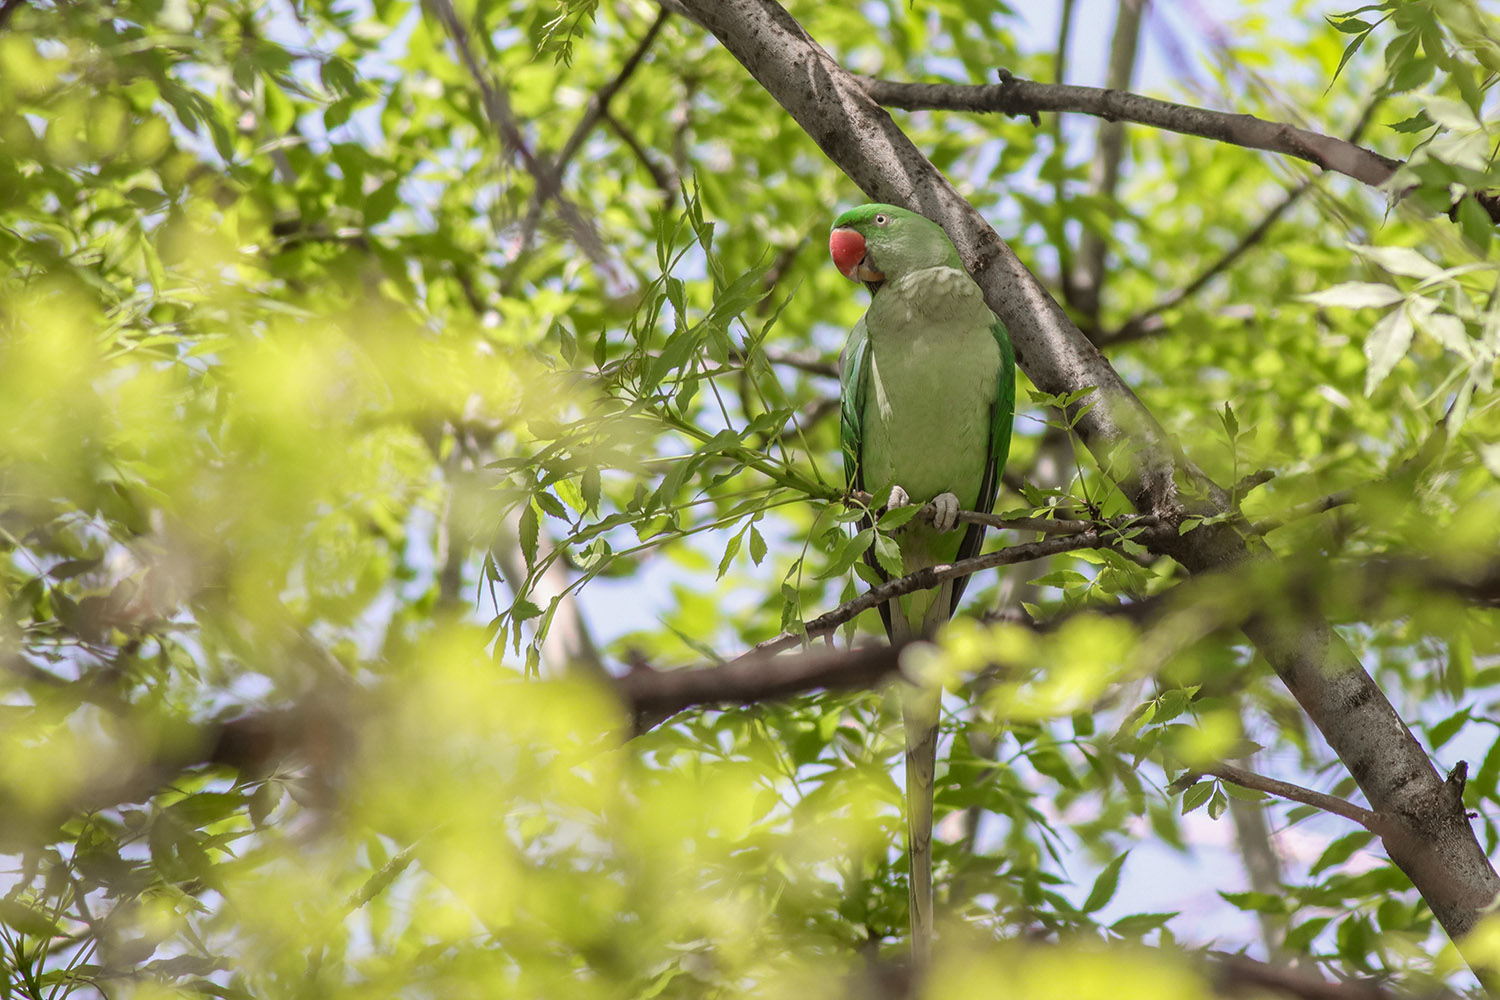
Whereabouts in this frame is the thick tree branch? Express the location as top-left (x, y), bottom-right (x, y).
top-left (621, 642), bottom-right (905, 732)
top-left (674, 0), bottom-right (1500, 958)
top-left (857, 74), bottom-right (1500, 224)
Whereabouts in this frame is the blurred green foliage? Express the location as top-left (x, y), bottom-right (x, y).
top-left (1, 0), bottom-right (1498, 995)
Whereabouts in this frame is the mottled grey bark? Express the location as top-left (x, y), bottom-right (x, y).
top-left (672, 0), bottom-right (1500, 962)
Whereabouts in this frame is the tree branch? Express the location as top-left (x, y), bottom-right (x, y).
top-left (1069, 0), bottom-right (1145, 320)
top-left (620, 642), bottom-right (905, 732)
top-left (1101, 95), bottom-right (1386, 346)
top-left (1177, 762), bottom-right (1385, 832)
top-left (750, 524), bottom-right (1167, 657)
top-left (424, 0), bottom-right (615, 273)
top-left (845, 490), bottom-right (1163, 537)
top-left (674, 0), bottom-right (1500, 960)
top-left (1208, 953), bottom-right (1401, 1000)
top-left (602, 110), bottom-right (678, 208)
top-left (518, 9), bottom-right (671, 252)
top-left (731, 345), bottom-right (839, 379)
top-left (857, 73), bottom-right (1500, 224)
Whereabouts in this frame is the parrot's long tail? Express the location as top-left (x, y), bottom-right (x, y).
top-left (887, 579), bottom-right (952, 975)
top-left (901, 684), bottom-right (940, 972)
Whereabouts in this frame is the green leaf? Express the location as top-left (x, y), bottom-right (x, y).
top-left (1222, 782), bottom-right (1268, 802)
top-left (171, 792), bottom-right (245, 826)
top-left (1387, 111), bottom-right (1434, 133)
top-left (545, 484), bottom-right (580, 517)
top-left (817, 527), bottom-right (874, 579)
top-left (581, 467), bottom-right (601, 514)
top-left (1181, 781), bottom-right (1214, 815)
top-left (877, 503), bottom-right (922, 530)
top-left (748, 525), bottom-right (767, 565)
top-left (1302, 282), bottom-right (1404, 309)
top-left (1109, 911), bottom-right (1177, 936)
top-left (778, 580), bottom-right (803, 634)
top-left (1285, 916), bottom-right (1333, 952)
top-left (1456, 197), bottom-right (1493, 254)
top-left (1353, 244), bottom-right (1442, 280)
top-left (871, 532), bottom-right (903, 578)
top-left (1364, 304), bottom-right (1415, 394)
top-left (716, 528), bottom-right (744, 580)
top-left (519, 502), bottom-right (539, 569)
top-left (1219, 890), bottom-right (1288, 914)
top-left (0, 898), bottom-right (63, 938)
top-left (1220, 401), bottom-right (1239, 441)
top-left (1082, 851), bottom-right (1129, 913)
top-left (1427, 708), bottom-right (1470, 749)
top-left (1329, 25), bottom-right (1372, 85)
top-left (1311, 830), bottom-right (1376, 876)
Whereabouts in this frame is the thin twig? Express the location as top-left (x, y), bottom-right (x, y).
top-left (845, 491), bottom-right (1163, 536)
top-left (1048, 0), bottom-right (1076, 289)
top-left (518, 9), bottom-right (671, 251)
top-left (751, 525), bottom-right (1169, 657)
top-left (1070, 0), bottom-right (1145, 320)
top-left (423, 0), bottom-right (614, 270)
top-left (1180, 761), bottom-right (1385, 832)
top-left (1101, 96), bottom-right (1387, 345)
top-left (1252, 405), bottom-right (1450, 535)
top-left (602, 110), bottom-right (678, 207)
top-left (1104, 177), bottom-right (1314, 344)
top-left (730, 345), bottom-right (838, 379)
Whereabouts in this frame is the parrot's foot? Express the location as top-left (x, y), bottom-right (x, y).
top-left (887, 484), bottom-right (911, 511)
top-left (930, 492), bottom-right (960, 532)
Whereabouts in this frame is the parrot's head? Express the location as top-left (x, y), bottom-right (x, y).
top-left (829, 204), bottom-right (961, 290)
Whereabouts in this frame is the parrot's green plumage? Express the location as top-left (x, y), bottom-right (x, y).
top-left (830, 203), bottom-right (1015, 968)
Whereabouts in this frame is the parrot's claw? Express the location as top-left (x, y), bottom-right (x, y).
top-left (887, 484), bottom-right (911, 511)
top-left (930, 492), bottom-right (960, 533)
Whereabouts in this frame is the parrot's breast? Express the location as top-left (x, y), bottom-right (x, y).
top-left (861, 266), bottom-right (1001, 525)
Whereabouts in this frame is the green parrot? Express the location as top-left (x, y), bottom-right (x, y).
top-left (829, 203), bottom-right (1015, 965)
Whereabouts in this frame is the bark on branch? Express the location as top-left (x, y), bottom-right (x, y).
top-left (858, 73), bottom-right (1500, 224)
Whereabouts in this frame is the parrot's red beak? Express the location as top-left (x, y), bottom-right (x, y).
top-left (830, 228), bottom-right (884, 283)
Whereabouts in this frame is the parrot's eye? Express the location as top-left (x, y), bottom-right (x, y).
top-left (874, 214), bottom-right (888, 226)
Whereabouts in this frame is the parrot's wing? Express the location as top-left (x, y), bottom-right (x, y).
top-left (839, 316), bottom-right (870, 491)
top-left (949, 316), bottom-right (1016, 615)
top-left (840, 316), bottom-right (895, 638)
